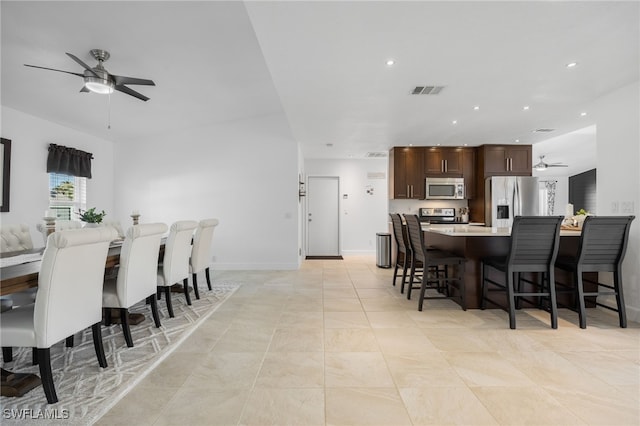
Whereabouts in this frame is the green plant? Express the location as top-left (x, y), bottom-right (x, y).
top-left (575, 208), bottom-right (589, 216)
top-left (78, 207), bottom-right (106, 223)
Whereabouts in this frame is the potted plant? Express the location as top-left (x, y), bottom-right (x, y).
top-left (78, 207), bottom-right (106, 227)
top-left (572, 208), bottom-right (590, 228)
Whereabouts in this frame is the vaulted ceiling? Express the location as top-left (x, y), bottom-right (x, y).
top-left (2, 1), bottom-right (638, 167)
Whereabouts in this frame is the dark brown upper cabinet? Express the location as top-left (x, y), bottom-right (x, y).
top-left (480, 145), bottom-right (532, 176)
top-left (424, 147), bottom-right (463, 177)
top-left (389, 147), bottom-right (425, 199)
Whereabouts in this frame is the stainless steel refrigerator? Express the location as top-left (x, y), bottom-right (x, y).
top-left (484, 176), bottom-right (540, 227)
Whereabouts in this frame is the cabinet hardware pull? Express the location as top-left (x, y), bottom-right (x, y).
top-left (445, 160), bottom-right (448, 173)
top-left (506, 158), bottom-right (509, 171)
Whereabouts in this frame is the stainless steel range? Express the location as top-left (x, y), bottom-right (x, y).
top-left (419, 207), bottom-right (467, 224)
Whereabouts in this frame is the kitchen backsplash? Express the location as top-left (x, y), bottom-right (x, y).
top-left (389, 199), bottom-right (468, 215)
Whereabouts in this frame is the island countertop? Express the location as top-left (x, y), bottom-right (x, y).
top-left (421, 223), bottom-right (582, 237)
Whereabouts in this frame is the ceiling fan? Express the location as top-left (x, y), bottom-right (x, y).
top-left (24, 49), bottom-right (155, 101)
top-left (533, 155), bottom-right (568, 171)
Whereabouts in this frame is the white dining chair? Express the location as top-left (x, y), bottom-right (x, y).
top-left (102, 223), bottom-right (167, 347)
top-left (157, 220), bottom-right (198, 317)
top-left (36, 220), bottom-right (82, 246)
top-left (189, 218), bottom-right (219, 299)
top-left (103, 220), bottom-right (126, 239)
top-left (0, 223), bottom-right (34, 253)
top-left (0, 227), bottom-right (117, 404)
top-left (0, 224), bottom-right (38, 311)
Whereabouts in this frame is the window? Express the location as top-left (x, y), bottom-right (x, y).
top-left (48, 173), bottom-right (86, 220)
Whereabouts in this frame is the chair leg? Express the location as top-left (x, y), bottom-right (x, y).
top-left (37, 348), bottom-right (58, 404)
top-left (104, 307), bottom-right (112, 326)
top-left (183, 278), bottom-right (192, 306)
top-left (392, 259), bottom-right (400, 287)
top-left (148, 295), bottom-right (162, 328)
top-left (2, 347), bottom-right (12, 362)
top-left (614, 267), bottom-right (627, 328)
top-left (32, 347), bottom-right (38, 365)
top-left (91, 322), bottom-right (108, 368)
top-left (418, 270), bottom-right (427, 312)
top-left (192, 273), bottom-right (200, 300)
top-left (506, 271), bottom-right (517, 329)
top-left (205, 267), bottom-right (212, 291)
top-left (164, 287), bottom-right (175, 318)
top-left (120, 308), bottom-right (134, 347)
top-left (548, 269), bottom-right (558, 329)
top-left (515, 272), bottom-right (523, 309)
top-left (400, 256), bottom-right (409, 290)
top-left (575, 268), bottom-right (587, 329)
top-left (65, 335), bottom-right (74, 347)
top-left (480, 262), bottom-right (487, 310)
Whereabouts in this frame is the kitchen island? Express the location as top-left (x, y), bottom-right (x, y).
top-left (421, 224), bottom-right (584, 309)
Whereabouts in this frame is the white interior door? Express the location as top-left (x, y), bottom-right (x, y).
top-left (307, 176), bottom-right (340, 256)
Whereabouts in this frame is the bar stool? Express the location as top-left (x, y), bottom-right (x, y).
top-left (389, 213), bottom-right (419, 292)
top-left (481, 216), bottom-right (563, 329)
top-left (404, 215), bottom-right (466, 311)
top-left (555, 215), bottom-right (635, 328)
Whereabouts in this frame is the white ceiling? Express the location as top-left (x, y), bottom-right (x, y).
top-left (2, 1), bottom-right (638, 163)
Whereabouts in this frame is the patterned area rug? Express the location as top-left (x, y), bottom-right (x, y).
top-left (0, 282), bottom-right (239, 425)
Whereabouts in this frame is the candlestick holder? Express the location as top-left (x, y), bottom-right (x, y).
top-left (131, 214), bottom-right (140, 226)
top-left (43, 216), bottom-right (56, 239)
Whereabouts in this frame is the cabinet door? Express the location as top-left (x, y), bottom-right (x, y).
top-left (483, 146), bottom-right (509, 175)
top-left (507, 146), bottom-right (532, 175)
top-left (462, 148), bottom-right (476, 199)
top-left (405, 148), bottom-right (424, 199)
top-left (389, 147), bottom-right (424, 199)
top-left (424, 148), bottom-right (462, 176)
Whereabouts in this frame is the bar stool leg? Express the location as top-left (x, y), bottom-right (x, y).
top-left (575, 267), bottom-right (587, 329)
top-left (614, 267), bottom-right (627, 328)
top-left (506, 270), bottom-right (517, 329)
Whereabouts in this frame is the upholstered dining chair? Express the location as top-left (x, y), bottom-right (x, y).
top-left (190, 218), bottom-right (219, 300)
top-left (157, 220), bottom-right (198, 317)
top-left (102, 220), bottom-right (126, 239)
top-left (102, 223), bottom-right (168, 347)
top-left (0, 223), bottom-right (34, 253)
top-left (0, 224), bottom-right (38, 311)
top-left (0, 227), bottom-right (117, 404)
top-left (36, 220), bottom-right (82, 246)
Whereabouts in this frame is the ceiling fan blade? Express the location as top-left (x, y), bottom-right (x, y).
top-left (65, 53), bottom-right (99, 78)
top-left (112, 75), bottom-right (155, 86)
top-left (115, 84), bottom-right (149, 102)
top-left (24, 64), bottom-right (84, 77)
top-left (547, 164), bottom-right (568, 167)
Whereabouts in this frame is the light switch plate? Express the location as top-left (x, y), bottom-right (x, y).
top-left (621, 201), bottom-right (634, 214)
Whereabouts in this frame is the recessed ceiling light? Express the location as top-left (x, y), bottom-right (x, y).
top-left (386, 59), bottom-right (395, 66)
top-left (452, 120), bottom-right (458, 124)
top-left (409, 143), bottom-right (413, 147)
top-left (580, 112), bottom-right (587, 116)
top-left (523, 106), bottom-right (530, 111)
top-left (463, 144), bottom-right (468, 147)
top-left (473, 106), bottom-right (480, 111)
top-left (515, 139), bottom-right (520, 143)
top-left (436, 143), bottom-right (441, 146)
top-left (566, 62), bottom-right (578, 68)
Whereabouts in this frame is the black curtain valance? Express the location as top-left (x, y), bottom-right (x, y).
top-left (46, 144), bottom-right (94, 178)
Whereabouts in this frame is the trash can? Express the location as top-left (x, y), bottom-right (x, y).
top-left (376, 232), bottom-right (391, 268)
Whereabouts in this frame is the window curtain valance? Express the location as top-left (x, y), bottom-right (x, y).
top-left (46, 144), bottom-right (94, 178)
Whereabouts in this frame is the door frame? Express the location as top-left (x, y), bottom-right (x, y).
top-left (305, 175), bottom-right (341, 257)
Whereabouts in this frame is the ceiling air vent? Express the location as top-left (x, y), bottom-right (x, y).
top-left (411, 86), bottom-right (445, 95)
top-left (365, 152), bottom-right (387, 158)
top-left (533, 128), bottom-right (555, 133)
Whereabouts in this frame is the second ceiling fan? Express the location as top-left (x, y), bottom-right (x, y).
top-left (533, 155), bottom-right (568, 171)
top-left (25, 49), bottom-right (155, 101)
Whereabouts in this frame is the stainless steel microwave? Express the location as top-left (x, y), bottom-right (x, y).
top-left (425, 177), bottom-right (465, 199)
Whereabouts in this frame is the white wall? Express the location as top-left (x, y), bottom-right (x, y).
top-left (592, 81), bottom-right (640, 321)
top-left (0, 106), bottom-right (115, 245)
top-left (304, 158), bottom-right (388, 255)
top-left (113, 113), bottom-right (300, 270)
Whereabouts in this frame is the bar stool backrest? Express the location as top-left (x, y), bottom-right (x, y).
top-left (577, 216), bottom-right (635, 270)
top-left (390, 213), bottom-right (408, 255)
top-left (507, 216), bottom-right (563, 270)
top-left (405, 215), bottom-right (426, 263)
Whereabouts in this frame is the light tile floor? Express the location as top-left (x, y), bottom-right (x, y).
top-left (98, 256), bottom-right (640, 425)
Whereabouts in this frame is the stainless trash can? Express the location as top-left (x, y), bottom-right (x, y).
top-left (376, 232), bottom-right (391, 268)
